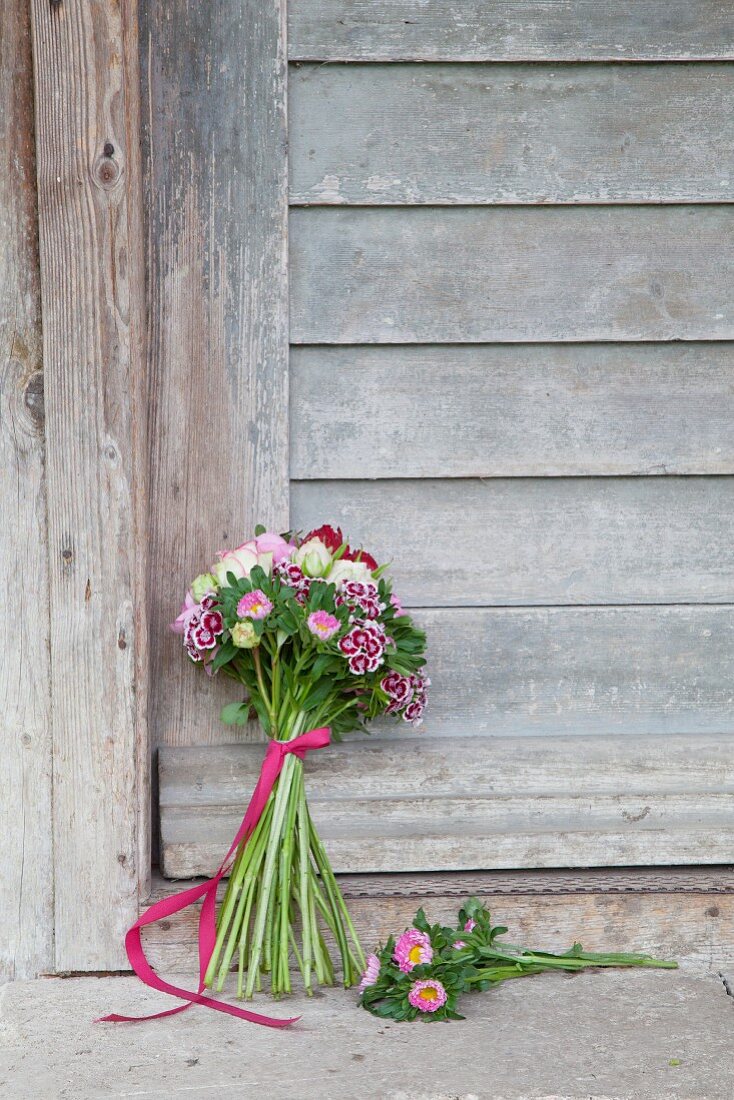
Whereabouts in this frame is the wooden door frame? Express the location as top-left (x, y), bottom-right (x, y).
top-left (25, 0), bottom-right (289, 973)
top-left (29, 0), bottom-right (149, 970)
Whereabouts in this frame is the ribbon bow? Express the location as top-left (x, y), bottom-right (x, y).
top-left (97, 726), bottom-right (331, 1027)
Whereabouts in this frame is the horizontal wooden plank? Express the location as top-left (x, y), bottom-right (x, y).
top-left (160, 735), bottom-right (734, 875)
top-left (288, 2), bottom-right (734, 62)
top-left (154, 608), bottom-right (734, 745)
top-left (291, 477), bottom-right (734, 605)
top-left (291, 344), bottom-right (734, 478)
top-left (145, 869), bottom-right (734, 975)
top-left (162, 804), bottom-right (734, 876)
top-left (161, 736), bottom-right (734, 807)
top-left (290, 207), bottom-right (734, 344)
top-left (290, 63), bottom-right (734, 205)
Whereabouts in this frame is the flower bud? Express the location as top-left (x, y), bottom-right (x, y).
top-left (294, 537), bottom-right (332, 578)
top-left (191, 572), bottom-right (218, 602)
top-left (231, 620), bottom-right (258, 649)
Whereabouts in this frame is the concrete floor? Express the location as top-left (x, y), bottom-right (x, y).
top-left (0, 969), bottom-right (732, 1100)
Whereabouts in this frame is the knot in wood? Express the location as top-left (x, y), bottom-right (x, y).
top-left (94, 153), bottom-right (121, 190)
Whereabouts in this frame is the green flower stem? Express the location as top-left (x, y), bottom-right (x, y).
top-left (296, 772), bottom-right (316, 993)
top-left (243, 743), bottom-right (302, 998)
top-left (309, 816), bottom-right (365, 977)
top-left (203, 799), bottom-right (272, 988)
top-left (215, 811), bottom-right (270, 991)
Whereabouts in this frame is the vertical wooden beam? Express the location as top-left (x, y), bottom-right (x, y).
top-left (141, 3), bottom-right (289, 748)
top-left (30, 0), bottom-right (149, 969)
top-left (0, 0), bottom-right (53, 981)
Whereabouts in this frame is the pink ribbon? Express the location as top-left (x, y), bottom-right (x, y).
top-left (97, 726), bottom-right (331, 1027)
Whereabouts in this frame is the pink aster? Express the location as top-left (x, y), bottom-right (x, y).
top-left (307, 610), bottom-right (340, 641)
top-left (408, 979), bottom-right (448, 1014)
top-left (236, 589), bottom-right (273, 620)
top-left (464, 918), bottom-right (476, 933)
top-left (452, 940), bottom-right (467, 950)
top-left (358, 953), bottom-right (381, 992)
top-left (393, 928), bottom-right (433, 973)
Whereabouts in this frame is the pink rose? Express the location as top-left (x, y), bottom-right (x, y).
top-left (254, 531), bottom-right (295, 565)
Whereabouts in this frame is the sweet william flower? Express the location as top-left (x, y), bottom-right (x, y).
top-left (394, 928), bottom-right (433, 973)
top-left (237, 590), bottom-right (273, 620)
top-left (231, 621), bottom-right (258, 648)
top-left (294, 537), bottom-right (332, 578)
top-left (408, 979), bottom-right (448, 1014)
top-left (358, 953), bottom-right (381, 991)
top-left (307, 610), bottom-right (340, 641)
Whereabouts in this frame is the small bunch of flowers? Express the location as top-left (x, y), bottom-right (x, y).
top-left (358, 899), bottom-right (678, 1023)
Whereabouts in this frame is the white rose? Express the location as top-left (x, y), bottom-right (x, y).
top-left (325, 558), bottom-right (374, 588)
top-left (294, 537), bottom-right (332, 578)
top-left (211, 546), bottom-right (258, 586)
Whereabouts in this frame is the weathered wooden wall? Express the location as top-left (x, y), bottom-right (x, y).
top-left (0, 0), bottom-right (52, 983)
top-left (160, 4), bottom-right (734, 878)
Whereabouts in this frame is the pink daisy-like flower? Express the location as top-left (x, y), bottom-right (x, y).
top-left (464, 918), bottom-right (476, 933)
top-left (393, 928), bottom-right (433, 973)
top-left (236, 589), bottom-right (273, 620)
top-left (452, 940), bottom-right (467, 950)
top-left (307, 610), bottom-right (340, 641)
top-left (408, 979), bottom-right (448, 1014)
top-left (358, 952), bottom-right (381, 992)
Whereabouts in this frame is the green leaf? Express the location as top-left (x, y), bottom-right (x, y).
top-left (211, 640), bottom-right (237, 672)
top-left (220, 701), bottom-right (249, 726)
top-left (254, 524), bottom-right (266, 536)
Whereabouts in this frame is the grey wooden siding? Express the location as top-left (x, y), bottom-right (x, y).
top-left (160, 734), bottom-right (734, 876)
top-left (289, 2), bottom-right (734, 61)
top-left (160, 6), bottom-right (734, 876)
top-left (291, 207), bottom-right (734, 343)
top-left (290, 64), bottom-right (734, 204)
top-left (290, 344), bottom-right (734, 477)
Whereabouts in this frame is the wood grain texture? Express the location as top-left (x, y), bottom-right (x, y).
top-left (159, 735), bottom-right (734, 876)
top-left (0, 0), bottom-right (52, 982)
top-left (288, 1), bottom-right (734, 62)
top-left (292, 477), bottom-right (734, 605)
top-left (290, 206), bottom-right (734, 344)
top-left (30, 0), bottom-right (148, 970)
top-left (145, 869), bottom-right (734, 975)
top-left (290, 63), bottom-right (734, 205)
top-left (160, 735), bottom-right (734, 806)
top-left (141, 1), bottom-right (289, 749)
top-left (290, 344), bottom-right (734, 478)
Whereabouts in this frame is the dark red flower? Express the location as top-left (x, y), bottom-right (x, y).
top-left (303, 524), bottom-right (344, 553)
top-left (343, 547), bottom-right (379, 571)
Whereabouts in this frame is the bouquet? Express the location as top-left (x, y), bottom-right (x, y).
top-left (171, 524), bottom-right (429, 1000)
top-left (359, 898), bottom-right (677, 1022)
